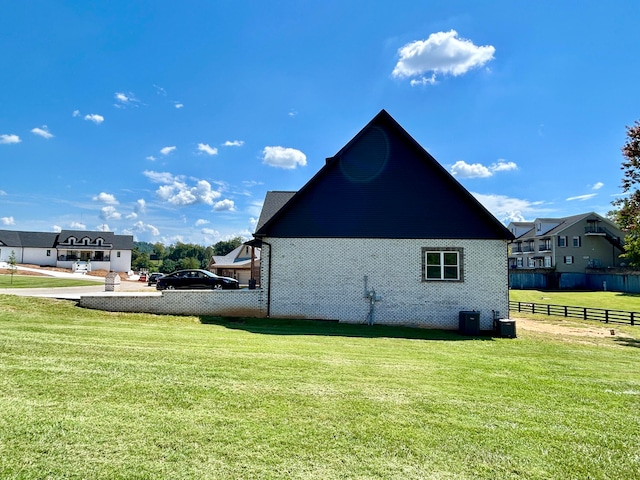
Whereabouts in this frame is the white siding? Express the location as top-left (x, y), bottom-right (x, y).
top-left (109, 250), bottom-right (132, 273)
top-left (22, 248), bottom-right (56, 266)
top-left (261, 237), bottom-right (509, 330)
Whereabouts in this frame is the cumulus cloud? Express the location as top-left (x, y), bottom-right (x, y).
top-left (84, 114), bottom-right (104, 124)
top-left (213, 199), bottom-right (235, 211)
top-left (92, 192), bottom-right (119, 204)
top-left (566, 193), bottom-right (597, 201)
top-left (201, 228), bottom-right (219, 236)
top-left (392, 30), bottom-right (495, 86)
top-left (146, 155), bottom-right (157, 161)
top-left (160, 146), bottom-right (176, 155)
top-left (157, 179), bottom-right (222, 206)
top-left (471, 192), bottom-right (548, 224)
top-left (72, 110), bottom-right (81, 117)
top-left (195, 219), bottom-right (210, 226)
top-left (592, 182), bottom-right (604, 190)
top-left (125, 212), bottom-right (138, 220)
top-left (450, 160), bottom-right (517, 178)
top-left (132, 221), bottom-right (160, 236)
top-left (31, 125), bottom-right (54, 139)
top-left (223, 140), bottom-right (244, 147)
top-left (52, 225), bottom-right (62, 233)
top-left (1, 216), bottom-right (15, 225)
top-left (262, 146), bottom-right (307, 169)
top-left (0, 134), bottom-right (21, 144)
top-left (134, 199), bottom-right (146, 214)
top-left (174, 102), bottom-right (184, 109)
top-left (100, 206), bottom-right (122, 221)
top-left (198, 143), bottom-right (218, 156)
top-left (69, 221), bottom-right (86, 230)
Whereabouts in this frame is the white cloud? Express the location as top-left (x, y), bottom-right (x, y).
top-left (213, 199), bottom-right (235, 211)
top-left (198, 143), bottom-right (218, 156)
top-left (84, 114), bottom-right (104, 124)
top-left (134, 199), bottom-right (146, 214)
top-left (592, 182), bottom-right (604, 190)
top-left (262, 146), bottom-right (307, 169)
top-left (471, 192), bottom-right (549, 224)
top-left (100, 206), bottom-right (122, 221)
top-left (146, 155), bottom-right (157, 161)
top-left (125, 212), bottom-right (138, 220)
top-left (491, 161), bottom-right (518, 172)
top-left (160, 146), bottom-right (176, 155)
top-left (69, 221), bottom-right (86, 230)
top-left (202, 228), bottom-right (219, 236)
top-left (174, 102), bottom-right (184, 109)
top-left (114, 91), bottom-right (139, 107)
top-left (195, 219), bottom-right (210, 226)
top-left (451, 161), bottom-right (492, 178)
top-left (450, 160), bottom-right (518, 178)
top-left (143, 170), bottom-right (176, 184)
top-left (31, 125), bottom-right (54, 139)
top-left (92, 192), bottom-right (119, 204)
top-left (132, 221), bottom-right (160, 236)
top-left (0, 134), bottom-right (21, 144)
top-left (566, 193), bottom-right (597, 201)
top-left (156, 178), bottom-right (222, 206)
top-left (1, 216), bottom-right (15, 225)
top-left (0, 190), bottom-right (6, 195)
top-left (223, 140), bottom-right (244, 147)
top-left (52, 225), bottom-right (62, 233)
top-left (96, 224), bottom-right (110, 232)
top-left (392, 30), bottom-right (495, 85)
top-left (72, 110), bottom-right (80, 117)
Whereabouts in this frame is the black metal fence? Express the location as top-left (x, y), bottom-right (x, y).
top-left (509, 301), bottom-right (638, 326)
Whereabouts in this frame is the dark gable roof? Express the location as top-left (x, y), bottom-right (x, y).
top-left (0, 229), bottom-right (133, 249)
top-left (255, 110), bottom-right (513, 240)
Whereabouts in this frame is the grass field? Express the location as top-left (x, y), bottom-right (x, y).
top-left (0, 275), bottom-right (99, 288)
top-left (1, 295), bottom-right (639, 479)
top-left (509, 289), bottom-right (640, 311)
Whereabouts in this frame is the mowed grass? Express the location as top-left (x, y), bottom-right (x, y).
top-left (0, 274), bottom-right (99, 288)
top-left (1, 295), bottom-right (640, 479)
top-left (510, 289), bottom-right (640, 311)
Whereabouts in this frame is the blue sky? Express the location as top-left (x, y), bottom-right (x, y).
top-left (1, 1), bottom-right (639, 245)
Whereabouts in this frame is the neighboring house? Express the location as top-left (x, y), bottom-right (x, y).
top-left (252, 110), bottom-right (514, 330)
top-left (507, 213), bottom-right (624, 273)
top-left (0, 229), bottom-right (133, 272)
top-left (209, 244), bottom-right (261, 285)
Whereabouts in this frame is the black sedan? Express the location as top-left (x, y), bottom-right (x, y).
top-left (156, 269), bottom-right (239, 290)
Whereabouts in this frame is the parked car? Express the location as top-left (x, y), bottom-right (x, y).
top-left (147, 272), bottom-right (163, 286)
top-left (155, 269), bottom-right (239, 290)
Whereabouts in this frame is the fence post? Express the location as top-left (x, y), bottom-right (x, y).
top-left (547, 305), bottom-right (551, 316)
top-left (564, 306), bottom-right (568, 317)
top-left (605, 310), bottom-right (609, 324)
top-left (632, 312), bottom-right (635, 326)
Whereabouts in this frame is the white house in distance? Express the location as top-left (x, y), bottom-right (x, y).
top-left (252, 110), bottom-right (514, 330)
top-left (208, 244), bottom-right (261, 285)
top-left (0, 229), bottom-right (133, 273)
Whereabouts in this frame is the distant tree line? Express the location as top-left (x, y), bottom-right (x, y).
top-left (131, 237), bottom-right (244, 273)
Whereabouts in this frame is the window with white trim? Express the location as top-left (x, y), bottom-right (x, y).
top-left (558, 236), bottom-right (567, 247)
top-left (516, 257), bottom-right (523, 268)
top-left (117, 251), bottom-right (121, 258)
top-left (573, 236), bottom-right (581, 247)
top-left (528, 258), bottom-right (535, 268)
top-left (46, 249), bottom-right (51, 257)
top-left (564, 256), bottom-right (574, 264)
top-left (544, 256), bottom-right (552, 268)
top-left (422, 248), bottom-right (463, 281)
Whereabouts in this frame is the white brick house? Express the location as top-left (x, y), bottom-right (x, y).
top-left (253, 110), bottom-right (514, 330)
top-left (0, 229), bottom-right (133, 273)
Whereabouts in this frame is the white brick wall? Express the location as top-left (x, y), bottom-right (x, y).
top-left (80, 289), bottom-right (266, 317)
top-left (261, 237), bottom-right (509, 330)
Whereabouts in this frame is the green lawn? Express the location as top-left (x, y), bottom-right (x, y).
top-left (1, 295), bottom-right (639, 479)
top-left (510, 289), bottom-right (640, 311)
top-left (0, 274), bottom-right (100, 288)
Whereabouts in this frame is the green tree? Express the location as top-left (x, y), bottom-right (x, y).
top-left (180, 257), bottom-right (200, 270)
top-left (160, 258), bottom-right (177, 274)
top-left (132, 252), bottom-right (152, 272)
top-left (212, 237), bottom-right (243, 256)
top-left (611, 120), bottom-right (640, 266)
top-left (7, 250), bottom-right (18, 285)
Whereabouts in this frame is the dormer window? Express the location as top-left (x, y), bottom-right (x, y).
top-left (96, 238), bottom-right (103, 246)
top-left (83, 238), bottom-right (90, 245)
top-left (68, 237), bottom-right (75, 245)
